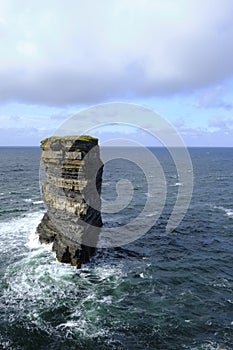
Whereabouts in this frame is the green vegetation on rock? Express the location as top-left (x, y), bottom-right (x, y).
top-left (41, 135), bottom-right (98, 148)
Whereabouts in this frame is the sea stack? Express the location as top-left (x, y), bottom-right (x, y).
top-left (37, 136), bottom-right (103, 267)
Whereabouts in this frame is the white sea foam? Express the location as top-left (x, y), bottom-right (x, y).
top-left (0, 210), bottom-right (45, 254)
top-left (23, 199), bottom-right (44, 205)
top-left (26, 229), bottom-right (42, 249)
top-left (169, 182), bottom-right (183, 187)
top-left (1, 209), bottom-right (125, 342)
top-left (145, 212), bottom-right (157, 217)
top-left (146, 192), bottom-right (156, 198)
top-left (190, 342), bottom-right (224, 350)
top-left (24, 198), bottom-right (32, 202)
top-left (3, 244), bottom-right (123, 341)
top-left (214, 206), bottom-right (233, 218)
top-left (32, 200), bottom-right (44, 205)
top-left (56, 318), bottom-right (108, 339)
top-left (226, 209), bottom-right (233, 217)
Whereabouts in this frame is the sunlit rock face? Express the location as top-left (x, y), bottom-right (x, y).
top-left (37, 136), bottom-right (103, 267)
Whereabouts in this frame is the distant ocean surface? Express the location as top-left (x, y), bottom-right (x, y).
top-left (0, 147), bottom-right (233, 350)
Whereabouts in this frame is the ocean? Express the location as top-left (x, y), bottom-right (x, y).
top-left (0, 147), bottom-right (233, 350)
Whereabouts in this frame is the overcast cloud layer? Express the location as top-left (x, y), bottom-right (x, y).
top-left (1, 0), bottom-right (233, 105)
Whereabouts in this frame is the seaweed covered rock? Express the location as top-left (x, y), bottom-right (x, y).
top-left (37, 136), bottom-right (103, 267)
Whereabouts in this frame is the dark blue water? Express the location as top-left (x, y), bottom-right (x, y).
top-left (0, 147), bottom-right (233, 350)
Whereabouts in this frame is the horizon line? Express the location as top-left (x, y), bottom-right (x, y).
top-left (0, 145), bottom-right (233, 148)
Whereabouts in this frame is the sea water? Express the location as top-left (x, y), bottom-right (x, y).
top-left (0, 147), bottom-right (233, 349)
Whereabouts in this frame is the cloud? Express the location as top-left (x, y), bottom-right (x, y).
top-left (172, 117), bottom-right (186, 128)
top-left (208, 116), bottom-right (233, 129)
top-left (1, 0), bottom-right (233, 106)
top-left (197, 86), bottom-right (233, 110)
top-left (0, 127), bottom-right (54, 146)
top-left (9, 115), bottom-right (21, 121)
top-left (177, 125), bottom-right (233, 146)
top-left (50, 112), bottom-right (72, 120)
top-left (0, 114), bottom-right (21, 128)
top-left (1, 122), bottom-right (232, 147)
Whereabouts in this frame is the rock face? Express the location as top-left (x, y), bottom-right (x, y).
top-left (37, 136), bottom-right (103, 267)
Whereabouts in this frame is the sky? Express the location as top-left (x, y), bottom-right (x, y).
top-left (0, 0), bottom-right (233, 146)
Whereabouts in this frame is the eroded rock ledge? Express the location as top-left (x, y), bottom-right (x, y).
top-left (37, 136), bottom-right (103, 267)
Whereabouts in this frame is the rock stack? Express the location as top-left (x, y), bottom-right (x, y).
top-left (37, 136), bottom-right (103, 267)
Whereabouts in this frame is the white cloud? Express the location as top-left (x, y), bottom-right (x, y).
top-left (0, 126), bottom-right (52, 146)
top-left (172, 117), bottom-right (186, 128)
top-left (197, 86), bottom-right (232, 110)
top-left (208, 116), bottom-right (233, 129)
top-left (0, 0), bottom-right (233, 105)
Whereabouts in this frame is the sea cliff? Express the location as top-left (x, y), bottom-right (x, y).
top-left (37, 136), bottom-right (103, 267)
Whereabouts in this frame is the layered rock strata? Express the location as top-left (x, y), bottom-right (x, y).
top-left (37, 136), bottom-right (103, 267)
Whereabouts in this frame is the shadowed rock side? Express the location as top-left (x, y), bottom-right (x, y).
top-left (37, 136), bottom-right (103, 267)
